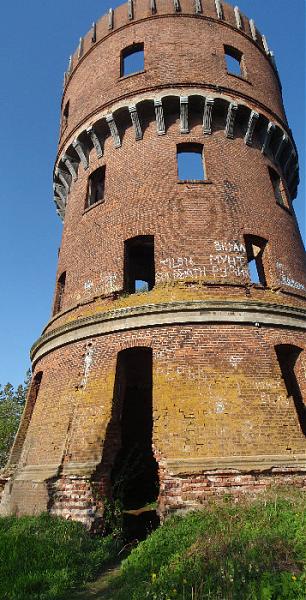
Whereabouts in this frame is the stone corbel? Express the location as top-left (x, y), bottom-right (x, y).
top-left (55, 167), bottom-right (71, 193)
top-left (288, 163), bottom-right (299, 187)
top-left (91, 22), bottom-right (97, 43)
top-left (225, 102), bottom-right (238, 139)
top-left (194, 0), bottom-right (202, 14)
top-left (234, 6), bottom-right (242, 29)
top-left (180, 96), bottom-right (189, 133)
top-left (53, 184), bottom-right (67, 206)
top-left (284, 149), bottom-right (297, 178)
top-left (262, 35), bottom-right (270, 55)
top-left (62, 154), bottom-right (79, 181)
top-left (244, 111), bottom-right (259, 146)
top-left (215, 0), bottom-right (223, 19)
top-left (154, 99), bottom-right (166, 135)
top-left (203, 97), bottom-right (214, 134)
top-left (108, 9), bottom-right (114, 30)
top-left (78, 37), bottom-right (84, 59)
top-left (129, 105), bottom-right (143, 140)
top-left (249, 19), bottom-right (257, 41)
top-left (106, 114), bottom-right (121, 148)
top-left (261, 122), bottom-right (275, 155)
top-left (86, 126), bottom-right (104, 158)
top-left (72, 139), bottom-right (89, 170)
top-left (128, 0), bottom-right (133, 20)
top-left (275, 134), bottom-right (288, 163)
top-left (150, 0), bottom-right (157, 13)
top-left (173, 0), bottom-right (181, 12)
top-left (54, 195), bottom-right (65, 220)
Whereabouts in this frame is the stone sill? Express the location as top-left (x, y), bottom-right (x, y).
top-left (118, 69), bottom-right (146, 82)
top-left (83, 198), bottom-right (105, 215)
top-left (177, 180), bottom-right (212, 185)
top-left (227, 72), bottom-right (252, 85)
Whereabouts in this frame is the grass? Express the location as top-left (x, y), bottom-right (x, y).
top-left (106, 488), bottom-right (306, 600)
top-left (0, 513), bottom-right (121, 600)
top-left (0, 488), bottom-right (305, 600)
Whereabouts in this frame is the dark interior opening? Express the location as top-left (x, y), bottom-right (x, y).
top-left (110, 347), bottom-right (159, 512)
top-left (53, 271), bottom-right (66, 315)
top-left (124, 235), bottom-right (155, 293)
top-left (87, 166), bottom-right (105, 208)
top-left (245, 235), bottom-right (267, 286)
top-left (275, 344), bottom-right (306, 436)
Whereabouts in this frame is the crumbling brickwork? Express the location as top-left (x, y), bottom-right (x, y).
top-left (1, 0), bottom-right (305, 525)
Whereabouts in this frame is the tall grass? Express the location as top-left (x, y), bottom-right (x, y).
top-left (109, 489), bottom-right (306, 600)
top-left (0, 513), bottom-right (120, 599)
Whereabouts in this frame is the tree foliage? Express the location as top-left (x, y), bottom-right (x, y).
top-left (0, 370), bottom-right (31, 469)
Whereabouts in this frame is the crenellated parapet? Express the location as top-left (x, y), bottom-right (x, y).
top-left (63, 0), bottom-right (277, 92)
top-left (53, 92), bottom-right (299, 219)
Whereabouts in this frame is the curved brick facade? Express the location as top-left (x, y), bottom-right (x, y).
top-left (1, 0), bottom-right (305, 526)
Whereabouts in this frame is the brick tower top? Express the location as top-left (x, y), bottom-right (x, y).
top-left (53, 0), bottom-right (299, 220)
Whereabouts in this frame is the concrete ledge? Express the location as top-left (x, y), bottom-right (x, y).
top-left (167, 454), bottom-right (306, 475)
top-left (31, 299), bottom-right (306, 366)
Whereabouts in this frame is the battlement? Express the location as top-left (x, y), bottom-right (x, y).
top-left (64, 0), bottom-right (276, 92)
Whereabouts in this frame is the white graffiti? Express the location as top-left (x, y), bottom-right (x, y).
top-left (276, 262), bottom-right (305, 291)
top-left (210, 240), bottom-right (248, 279)
top-left (103, 273), bottom-right (118, 294)
top-left (229, 355), bottom-right (243, 368)
top-left (80, 342), bottom-right (95, 388)
top-left (156, 256), bottom-right (206, 283)
top-left (84, 280), bottom-right (93, 291)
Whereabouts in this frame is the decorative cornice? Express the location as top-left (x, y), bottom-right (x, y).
top-left (53, 90), bottom-right (299, 220)
top-left (167, 454), bottom-right (306, 475)
top-left (31, 299), bottom-right (306, 366)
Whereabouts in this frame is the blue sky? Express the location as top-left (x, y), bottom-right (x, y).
top-left (0, 0), bottom-right (305, 387)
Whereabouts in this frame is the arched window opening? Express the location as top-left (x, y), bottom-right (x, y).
top-left (53, 271), bottom-right (66, 315)
top-left (244, 235), bottom-right (267, 286)
top-left (87, 166), bottom-right (105, 208)
top-left (121, 43), bottom-right (144, 77)
top-left (62, 101), bottom-right (70, 131)
top-left (177, 143), bottom-right (206, 181)
top-left (124, 236), bottom-right (155, 294)
top-left (275, 345), bottom-right (305, 436)
top-left (224, 45), bottom-right (245, 77)
top-left (8, 372), bottom-right (43, 467)
top-left (268, 167), bottom-right (289, 209)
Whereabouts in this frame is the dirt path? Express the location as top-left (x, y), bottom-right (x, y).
top-left (71, 563), bottom-right (121, 599)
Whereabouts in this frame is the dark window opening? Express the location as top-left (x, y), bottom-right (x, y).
top-left (62, 101), bottom-right (70, 130)
top-left (121, 43), bottom-right (144, 77)
top-left (268, 167), bottom-right (288, 208)
top-left (124, 236), bottom-right (155, 294)
top-left (245, 235), bottom-right (267, 286)
top-left (177, 143), bottom-right (206, 181)
top-left (87, 167), bottom-right (105, 208)
top-left (53, 271), bottom-right (66, 315)
top-left (275, 345), bottom-right (306, 436)
top-left (8, 372), bottom-right (43, 467)
top-left (224, 46), bottom-right (244, 77)
top-left (109, 348), bottom-right (159, 517)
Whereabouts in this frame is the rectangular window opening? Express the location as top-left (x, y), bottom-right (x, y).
top-left (87, 166), bottom-right (105, 208)
top-left (121, 43), bottom-right (144, 77)
top-left (53, 271), bottom-right (66, 315)
top-left (177, 143), bottom-right (206, 181)
top-left (225, 46), bottom-right (244, 77)
top-left (245, 236), bottom-right (267, 286)
top-left (124, 236), bottom-right (155, 294)
top-left (62, 101), bottom-right (70, 130)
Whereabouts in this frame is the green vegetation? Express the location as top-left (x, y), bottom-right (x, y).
top-left (0, 513), bottom-right (120, 600)
top-left (0, 489), bottom-right (304, 599)
top-left (107, 489), bottom-right (305, 600)
top-left (0, 371), bottom-right (31, 468)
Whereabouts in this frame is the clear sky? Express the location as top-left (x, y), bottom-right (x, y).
top-left (0, 0), bottom-right (305, 387)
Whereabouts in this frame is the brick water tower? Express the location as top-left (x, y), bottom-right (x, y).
top-left (1, 0), bottom-right (305, 527)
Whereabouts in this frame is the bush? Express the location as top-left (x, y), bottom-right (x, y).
top-left (0, 513), bottom-right (120, 599)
